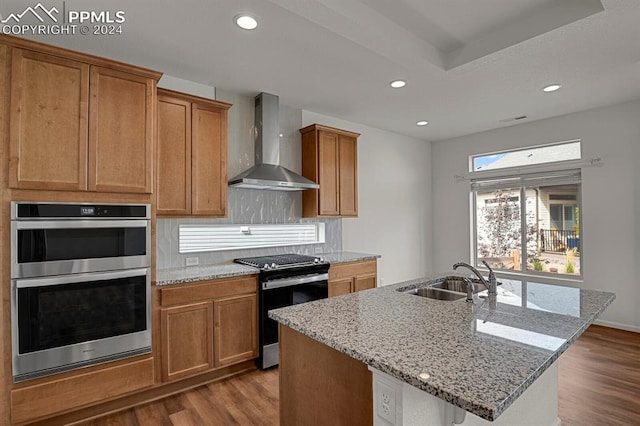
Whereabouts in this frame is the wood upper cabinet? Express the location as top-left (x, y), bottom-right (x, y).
top-left (8, 46), bottom-right (160, 193)
top-left (156, 89), bottom-right (231, 216)
top-left (338, 135), bottom-right (358, 216)
top-left (328, 259), bottom-right (377, 297)
top-left (9, 49), bottom-right (89, 191)
top-left (88, 66), bottom-right (155, 193)
top-left (159, 275), bottom-right (258, 382)
top-left (300, 124), bottom-right (360, 217)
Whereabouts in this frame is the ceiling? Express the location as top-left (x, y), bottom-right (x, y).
top-left (2, 0), bottom-right (640, 141)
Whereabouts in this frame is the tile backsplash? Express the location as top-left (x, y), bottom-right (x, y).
top-left (157, 189), bottom-right (342, 268)
top-left (156, 89), bottom-right (342, 269)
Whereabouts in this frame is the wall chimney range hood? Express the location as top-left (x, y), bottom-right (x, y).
top-left (228, 93), bottom-right (319, 191)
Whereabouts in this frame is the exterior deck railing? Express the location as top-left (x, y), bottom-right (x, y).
top-left (540, 229), bottom-right (579, 253)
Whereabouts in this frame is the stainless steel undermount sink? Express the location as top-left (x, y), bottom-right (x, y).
top-left (430, 277), bottom-right (487, 293)
top-left (398, 276), bottom-right (494, 301)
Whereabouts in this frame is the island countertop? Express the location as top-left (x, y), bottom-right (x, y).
top-left (269, 274), bottom-right (615, 421)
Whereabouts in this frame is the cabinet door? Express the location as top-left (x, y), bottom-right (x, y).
top-left (157, 95), bottom-right (192, 215)
top-left (88, 66), bottom-right (154, 193)
top-left (213, 294), bottom-right (258, 367)
top-left (191, 103), bottom-right (227, 216)
top-left (161, 302), bottom-right (214, 382)
top-left (318, 130), bottom-right (340, 216)
top-left (339, 135), bottom-right (358, 216)
top-left (9, 49), bottom-right (89, 191)
top-left (353, 273), bottom-right (376, 292)
top-left (329, 278), bottom-right (353, 297)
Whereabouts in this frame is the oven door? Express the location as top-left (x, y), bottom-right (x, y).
top-left (11, 219), bottom-right (150, 278)
top-left (11, 268), bottom-right (151, 382)
top-left (260, 273), bottom-right (328, 368)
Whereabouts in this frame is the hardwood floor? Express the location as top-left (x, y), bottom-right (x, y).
top-left (81, 325), bottom-right (640, 426)
top-left (83, 368), bottom-right (279, 426)
top-left (558, 325), bottom-right (640, 426)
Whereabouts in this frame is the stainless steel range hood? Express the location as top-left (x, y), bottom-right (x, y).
top-left (228, 93), bottom-right (319, 191)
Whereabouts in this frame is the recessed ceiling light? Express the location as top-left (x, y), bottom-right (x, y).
top-left (235, 15), bottom-right (258, 30)
top-left (542, 84), bottom-right (562, 92)
top-left (390, 80), bottom-right (406, 89)
top-left (416, 120), bottom-right (428, 126)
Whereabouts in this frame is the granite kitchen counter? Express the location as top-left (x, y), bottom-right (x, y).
top-left (269, 273), bottom-right (615, 421)
top-left (321, 251), bottom-right (381, 264)
top-left (155, 263), bottom-right (258, 285)
top-left (155, 251), bottom-right (380, 285)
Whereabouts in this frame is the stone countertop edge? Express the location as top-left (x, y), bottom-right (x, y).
top-left (155, 264), bottom-right (258, 285)
top-left (269, 273), bottom-right (616, 421)
top-left (155, 251), bottom-right (381, 285)
top-left (488, 291), bottom-right (615, 420)
top-left (319, 251), bottom-right (381, 264)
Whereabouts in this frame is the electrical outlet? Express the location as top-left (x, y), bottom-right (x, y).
top-left (185, 257), bottom-right (199, 267)
top-left (377, 382), bottom-right (396, 424)
top-left (314, 246), bottom-right (322, 254)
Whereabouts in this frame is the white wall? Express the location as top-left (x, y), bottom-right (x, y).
top-left (302, 111), bottom-right (432, 286)
top-left (431, 100), bottom-right (640, 332)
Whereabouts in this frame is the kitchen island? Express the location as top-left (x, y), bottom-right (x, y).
top-left (269, 274), bottom-right (615, 425)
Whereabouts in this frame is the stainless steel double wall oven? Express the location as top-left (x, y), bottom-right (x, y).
top-left (10, 202), bottom-right (152, 382)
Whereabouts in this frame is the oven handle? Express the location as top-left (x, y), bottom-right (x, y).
top-left (14, 268), bottom-right (150, 289)
top-left (14, 220), bottom-right (148, 230)
top-left (262, 273), bottom-right (329, 290)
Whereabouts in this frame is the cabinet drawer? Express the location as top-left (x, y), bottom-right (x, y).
top-left (11, 357), bottom-right (154, 424)
top-left (328, 260), bottom-right (377, 281)
top-left (160, 275), bottom-right (258, 307)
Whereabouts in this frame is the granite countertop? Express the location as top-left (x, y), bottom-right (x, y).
top-left (155, 251), bottom-right (380, 285)
top-left (269, 273), bottom-right (615, 421)
top-left (320, 251), bottom-right (380, 264)
top-left (155, 263), bottom-right (258, 285)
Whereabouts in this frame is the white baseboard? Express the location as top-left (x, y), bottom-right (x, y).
top-left (594, 319), bottom-right (640, 333)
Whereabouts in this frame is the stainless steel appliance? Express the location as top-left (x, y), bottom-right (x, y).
top-left (228, 92), bottom-right (319, 191)
top-left (235, 254), bottom-right (329, 369)
top-left (10, 202), bottom-right (151, 382)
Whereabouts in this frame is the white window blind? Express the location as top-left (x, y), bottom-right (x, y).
top-left (179, 223), bottom-right (325, 253)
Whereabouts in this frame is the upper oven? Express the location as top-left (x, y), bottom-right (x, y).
top-left (11, 202), bottom-right (150, 279)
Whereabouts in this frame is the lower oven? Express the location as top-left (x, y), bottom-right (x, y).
top-left (10, 202), bottom-right (152, 382)
top-left (11, 268), bottom-right (151, 382)
top-left (259, 270), bottom-right (328, 369)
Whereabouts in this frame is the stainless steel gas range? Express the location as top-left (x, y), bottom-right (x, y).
top-left (234, 254), bottom-right (330, 369)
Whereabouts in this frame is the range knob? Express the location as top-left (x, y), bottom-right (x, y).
top-left (263, 263), bottom-right (270, 269)
top-left (271, 263), bottom-right (277, 269)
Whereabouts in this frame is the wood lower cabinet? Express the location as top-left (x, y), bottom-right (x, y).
top-left (300, 124), bottom-right (360, 217)
top-left (10, 357), bottom-right (154, 425)
top-left (7, 43), bottom-right (160, 194)
top-left (159, 275), bottom-right (258, 382)
top-left (329, 277), bottom-right (354, 297)
top-left (328, 259), bottom-right (377, 297)
top-left (156, 89), bottom-right (231, 216)
top-left (161, 301), bottom-right (214, 382)
top-left (214, 294), bottom-right (258, 367)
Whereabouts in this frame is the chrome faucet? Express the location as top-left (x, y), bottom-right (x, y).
top-left (452, 261), bottom-right (497, 297)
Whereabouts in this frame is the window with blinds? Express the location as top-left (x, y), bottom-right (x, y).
top-left (471, 169), bottom-right (582, 278)
top-left (179, 223), bottom-right (325, 253)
